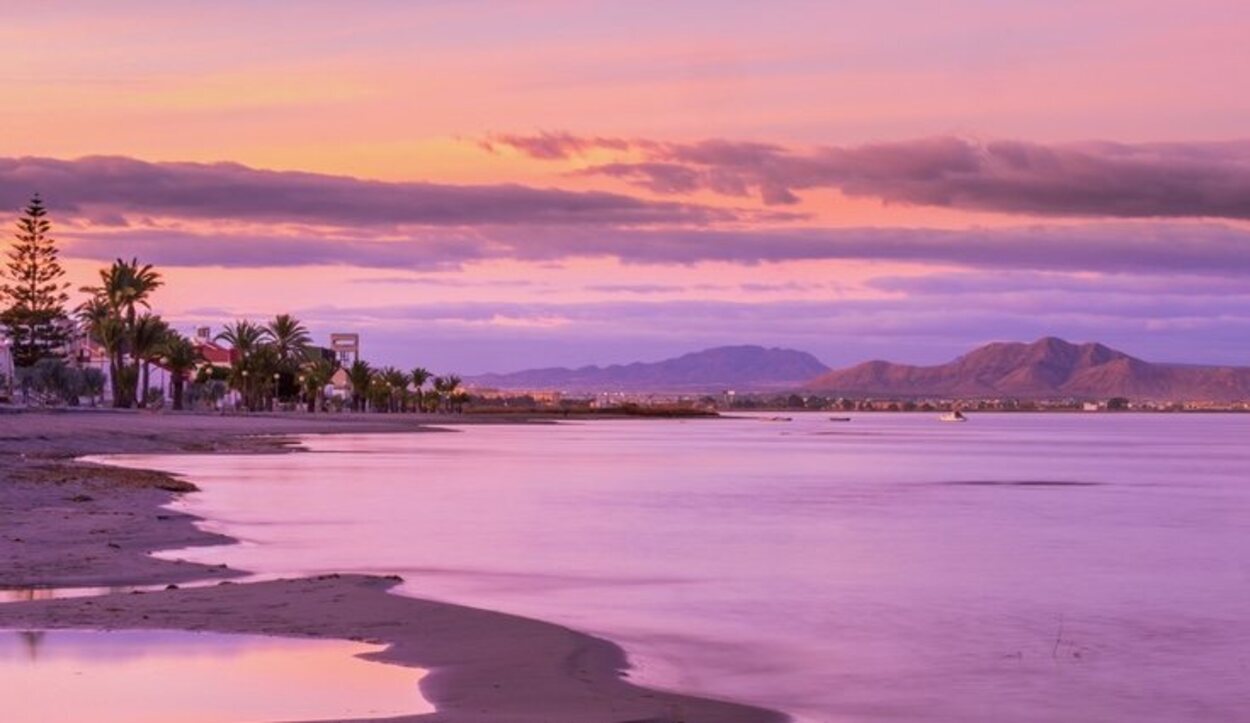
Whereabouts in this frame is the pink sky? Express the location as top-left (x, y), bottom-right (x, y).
top-left (2, 1), bottom-right (1249, 372)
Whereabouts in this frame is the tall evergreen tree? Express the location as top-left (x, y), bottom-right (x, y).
top-left (1, 195), bottom-right (71, 367)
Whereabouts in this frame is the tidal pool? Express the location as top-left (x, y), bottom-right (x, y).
top-left (0, 628), bottom-right (431, 722)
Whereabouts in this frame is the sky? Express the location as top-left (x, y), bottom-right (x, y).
top-left (2, 0), bottom-right (1249, 373)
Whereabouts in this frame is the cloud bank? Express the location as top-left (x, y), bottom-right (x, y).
top-left (0, 155), bottom-right (725, 227)
top-left (489, 133), bottom-right (1250, 219)
top-left (60, 223), bottom-right (1250, 276)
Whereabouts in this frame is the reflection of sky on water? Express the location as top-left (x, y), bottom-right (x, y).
top-left (101, 413), bottom-right (1250, 723)
top-left (0, 629), bottom-right (430, 722)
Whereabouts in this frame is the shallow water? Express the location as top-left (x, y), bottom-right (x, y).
top-left (104, 413), bottom-right (1250, 722)
top-left (0, 628), bottom-right (430, 722)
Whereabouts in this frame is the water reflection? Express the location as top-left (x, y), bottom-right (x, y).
top-left (0, 629), bottom-right (431, 722)
top-left (17, 630), bottom-right (45, 660)
top-left (99, 413), bottom-right (1250, 723)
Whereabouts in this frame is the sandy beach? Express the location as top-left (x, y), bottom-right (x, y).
top-left (0, 409), bottom-right (787, 723)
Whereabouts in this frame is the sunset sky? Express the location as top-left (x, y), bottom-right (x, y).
top-left (3, 1), bottom-right (1249, 372)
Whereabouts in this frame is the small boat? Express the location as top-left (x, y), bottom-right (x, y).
top-left (763, 416), bottom-right (793, 422)
top-left (938, 411), bottom-right (968, 423)
top-left (829, 416), bottom-right (852, 422)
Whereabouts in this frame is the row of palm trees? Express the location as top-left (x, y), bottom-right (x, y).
top-left (214, 317), bottom-right (465, 413)
top-left (76, 258), bottom-right (468, 413)
top-left (77, 258), bottom-right (202, 410)
top-left (343, 360), bottom-right (465, 413)
top-left (214, 315), bottom-right (320, 412)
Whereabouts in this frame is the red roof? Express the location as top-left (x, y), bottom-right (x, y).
top-left (194, 341), bottom-right (237, 365)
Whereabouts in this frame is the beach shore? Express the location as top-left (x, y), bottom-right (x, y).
top-left (0, 409), bottom-right (787, 723)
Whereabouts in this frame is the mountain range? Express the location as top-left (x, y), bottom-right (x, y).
top-left (471, 338), bottom-right (1250, 401)
top-left (807, 337), bottom-right (1250, 401)
top-left (469, 345), bottom-right (829, 392)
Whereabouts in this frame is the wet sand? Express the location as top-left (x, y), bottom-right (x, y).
top-left (0, 409), bottom-right (787, 723)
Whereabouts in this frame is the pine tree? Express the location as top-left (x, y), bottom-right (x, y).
top-left (1, 195), bottom-right (71, 367)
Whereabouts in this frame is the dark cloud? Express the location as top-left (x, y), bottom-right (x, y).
top-left (493, 133), bottom-right (1250, 219)
top-left (61, 229), bottom-right (484, 270)
top-left (59, 222), bottom-right (1250, 276)
top-left (0, 155), bottom-right (725, 227)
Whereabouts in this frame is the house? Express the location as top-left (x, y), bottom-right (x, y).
top-left (192, 327), bottom-right (237, 369)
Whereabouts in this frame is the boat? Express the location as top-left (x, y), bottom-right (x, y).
top-left (828, 416), bottom-right (852, 422)
top-left (763, 416), bottom-right (793, 422)
top-left (938, 410), bottom-right (968, 423)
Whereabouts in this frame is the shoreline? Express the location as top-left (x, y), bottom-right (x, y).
top-left (0, 408), bottom-right (789, 723)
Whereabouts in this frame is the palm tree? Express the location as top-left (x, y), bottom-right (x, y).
top-left (131, 313), bottom-right (169, 407)
top-left (264, 314), bottom-right (311, 404)
top-left (159, 333), bottom-right (202, 411)
top-left (266, 313), bottom-right (311, 368)
top-left (444, 375), bottom-right (463, 413)
top-left (380, 367), bottom-right (409, 413)
top-left (431, 374), bottom-right (462, 413)
top-left (300, 355), bottom-right (338, 413)
top-left (76, 296), bottom-right (125, 403)
top-left (409, 367), bottom-right (431, 413)
top-left (250, 344), bottom-right (282, 411)
top-left (79, 258), bottom-right (163, 407)
top-left (216, 320), bottom-right (268, 410)
top-left (216, 319), bottom-right (267, 359)
top-left (346, 359), bottom-right (373, 412)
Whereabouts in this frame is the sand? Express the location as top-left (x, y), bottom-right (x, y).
top-left (0, 408), bottom-right (788, 723)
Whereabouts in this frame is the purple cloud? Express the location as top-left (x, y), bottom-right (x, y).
top-left (0, 155), bottom-right (726, 227)
top-left (493, 133), bottom-right (1250, 219)
top-left (58, 222), bottom-right (1250, 276)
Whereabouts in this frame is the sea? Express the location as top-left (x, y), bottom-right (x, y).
top-left (99, 412), bottom-right (1250, 722)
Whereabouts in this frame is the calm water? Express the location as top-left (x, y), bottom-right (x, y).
top-left (0, 628), bottom-right (430, 722)
top-left (104, 413), bottom-right (1250, 722)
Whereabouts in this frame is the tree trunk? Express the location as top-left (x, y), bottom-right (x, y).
top-left (111, 351), bottom-right (124, 408)
top-left (172, 376), bottom-right (184, 411)
top-left (138, 361), bottom-right (150, 408)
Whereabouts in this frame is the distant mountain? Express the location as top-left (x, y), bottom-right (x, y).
top-left (470, 345), bottom-right (830, 393)
top-left (807, 337), bottom-right (1250, 401)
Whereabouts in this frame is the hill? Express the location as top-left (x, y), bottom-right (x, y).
top-left (806, 337), bottom-right (1250, 401)
top-left (469, 345), bottom-right (830, 393)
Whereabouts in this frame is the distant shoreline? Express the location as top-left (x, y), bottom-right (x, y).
top-left (0, 409), bottom-right (787, 723)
